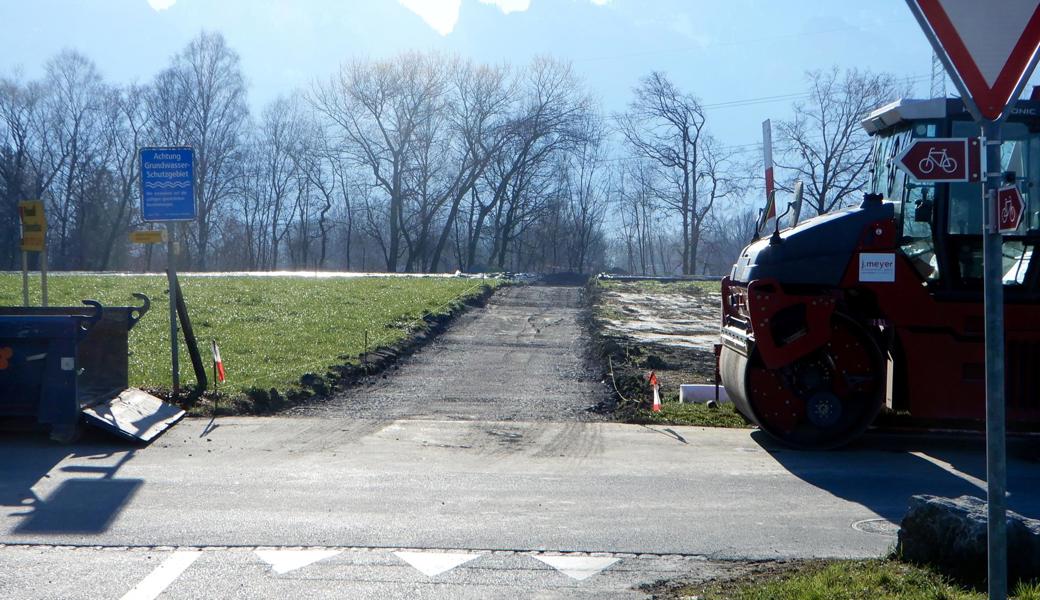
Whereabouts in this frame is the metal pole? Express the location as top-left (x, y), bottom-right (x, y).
top-left (982, 120), bottom-right (1008, 600)
top-left (167, 223), bottom-right (180, 395)
top-left (40, 245), bottom-right (48, 307)
top-left (21, 251), bottom-right (29, 307)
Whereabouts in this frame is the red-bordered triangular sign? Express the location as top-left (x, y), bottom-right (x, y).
top-left (911, 0), bottom-right (1040, 120)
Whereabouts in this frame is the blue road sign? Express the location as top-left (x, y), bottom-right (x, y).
top-left (140, 147), bottom-right (196, 221)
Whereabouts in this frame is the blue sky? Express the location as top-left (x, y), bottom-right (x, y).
top-left (0, 0), bottom-right (946, 147)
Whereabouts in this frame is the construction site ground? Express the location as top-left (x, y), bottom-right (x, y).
top-left (588, 279), bottom-right (749, 427)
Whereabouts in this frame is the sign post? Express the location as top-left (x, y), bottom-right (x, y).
top-left (904, 2), bottom-right (1040, 597)
top-left (982, 120), bottom-right (1009, 600)
top-left (140, 147), bottom-right (196, 395)
top-left (18, 200), bottom-right (47, 307)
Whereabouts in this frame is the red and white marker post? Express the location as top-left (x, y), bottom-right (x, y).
top-left (211, 340), bottom-right (226, 385)
top-left (648, 370), bottom-right (661, 413)
top-left (759, 119), bottom-right (776, 232)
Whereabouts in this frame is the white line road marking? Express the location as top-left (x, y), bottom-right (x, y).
top-left (534, 556), bottom-right (620, 581)
top-left (120, 550), bottom-right (201, 600)
top-left (255, 549), bottom-right (342, 574)
top-left (393, 551), bottom-right (482, 577)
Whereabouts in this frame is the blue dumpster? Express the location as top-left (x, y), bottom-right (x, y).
top-left (0, 295), bottom-right (184, 443)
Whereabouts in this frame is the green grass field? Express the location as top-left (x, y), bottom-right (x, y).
top-left (2, 274), bottom-right (497, 410)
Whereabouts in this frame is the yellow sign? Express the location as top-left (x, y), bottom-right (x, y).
top-left (129, 230), bottom-right (167, 244)
top-left (18, 200), bottom-right (46, 252)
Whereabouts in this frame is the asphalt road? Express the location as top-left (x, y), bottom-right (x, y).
top-left (2, 285), bottom-right (1039, 599)
top-left (293, 285), bottom-right (606, 421)
top-left (3, 420), bottom-right (1038, 599)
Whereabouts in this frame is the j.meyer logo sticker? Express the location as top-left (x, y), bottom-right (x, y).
top-left (859, 253), bottom-right (896, 283)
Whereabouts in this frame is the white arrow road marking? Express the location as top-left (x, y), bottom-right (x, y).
top-left (255, 549), bottom-right (343, 575)
top-left (534, 555), bottom-right (620, 581)
top-left (120, 550), bottom-right (201, 600)
top-left (393, 551), bottom-right (481, 577)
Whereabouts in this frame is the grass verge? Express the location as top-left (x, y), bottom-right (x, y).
top-left (652, 559), bottom-right (1040, 600)
top-left (628, 398), bottom-right (748, 428)
top-left (2, 274), bottom-right (499, 414)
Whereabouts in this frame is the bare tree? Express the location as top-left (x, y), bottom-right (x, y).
top-left (424, 59), bottom-right (514, 272)
top-left (259, 96), bottom-right (304, 269)
top-left (0, 72), bottom-right (59, 268)
top-left (312, 52), bottom-right (445, 271)
top-left (689, 135), bottom-right (744, 272)
top-left (617, 72), bottom-right (705, 275)
top-left (561, 114), bottom-right (608, 272)
top-left (295, 115), bottom-right (350, 269)
top-left (700, 204), bottom-right (758, 275)
top-left (39, 50), bottom-right (106, 268)
top-left (472, 56), bottom-right (590, 271)
top-left (775, 67), bottom-right (906, 215)
top-left (95, 84), bottom-right (150, 269)
top-left (237, 140), bottom-right (272, 269)
top-left (149, 31), bottom-right (248, 269)
top-left (613, 158), bottom-right (671, 275)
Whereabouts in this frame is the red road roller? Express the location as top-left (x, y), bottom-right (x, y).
top-left (719, 97), bottom-right (1040, 448)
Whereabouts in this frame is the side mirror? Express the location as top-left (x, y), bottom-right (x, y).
top-left (914, 198), bottom-right (933, 223)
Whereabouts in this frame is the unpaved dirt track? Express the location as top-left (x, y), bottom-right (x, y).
top-left (293, 285), bottom-right (607, 421)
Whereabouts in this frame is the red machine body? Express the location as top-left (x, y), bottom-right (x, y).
top-left (719, 98), bottom-right (1040, 448)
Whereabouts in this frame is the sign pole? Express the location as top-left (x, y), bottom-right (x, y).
top-left (18, 200), bottom-right (47, 307)
top-left (40, 243), bottom-right (48, 307)
top-left (982, 121), bottom-right (1008, 600)
top-left (901, 3), bottom-right (1040, 597)
top-left (140, 146), bottom-right (195, 397)
top-left (167, 223), bottom-right (180, 395)
top-left (21, 251), bottom-right (28, 307)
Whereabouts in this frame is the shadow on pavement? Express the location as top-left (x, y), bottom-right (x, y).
top-left (751, 430), bottom-right (1040, 523)
top-left (0, 429), bottom-right (140, 535)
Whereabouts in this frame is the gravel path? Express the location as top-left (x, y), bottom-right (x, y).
top-left (292, 285), bottom-right (607, 421)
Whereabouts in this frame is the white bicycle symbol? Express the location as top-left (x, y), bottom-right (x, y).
top-left (918, 147), bottom-right (959, 174)
top-left (1002, 198), bottom-right (1018, 224)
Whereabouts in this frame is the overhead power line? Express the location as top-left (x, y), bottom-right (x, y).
top-left (572, 19), bottom-right (909, 64)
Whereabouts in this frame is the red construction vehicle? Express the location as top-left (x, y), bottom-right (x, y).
top-left (719, 97), bottom-right (1040, 448)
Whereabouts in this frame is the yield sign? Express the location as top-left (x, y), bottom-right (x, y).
top-left (907, 0), bottom-right (1040, 120)
top-left (998, 185), bottom-right (1026, 232)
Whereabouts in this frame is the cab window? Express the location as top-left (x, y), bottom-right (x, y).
top-left (948, 120), bottom-right (1038, 286)
top-left (899, 122), bottom-right (939, 281)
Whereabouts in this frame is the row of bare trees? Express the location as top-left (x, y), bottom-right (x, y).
top-left (1, 31), bottom-right (903, 275)
top-left (607, 67), bottom-right (907, 276)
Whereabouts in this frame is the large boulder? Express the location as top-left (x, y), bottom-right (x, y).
top-left (898, 494), bottom-right (1040, 584)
